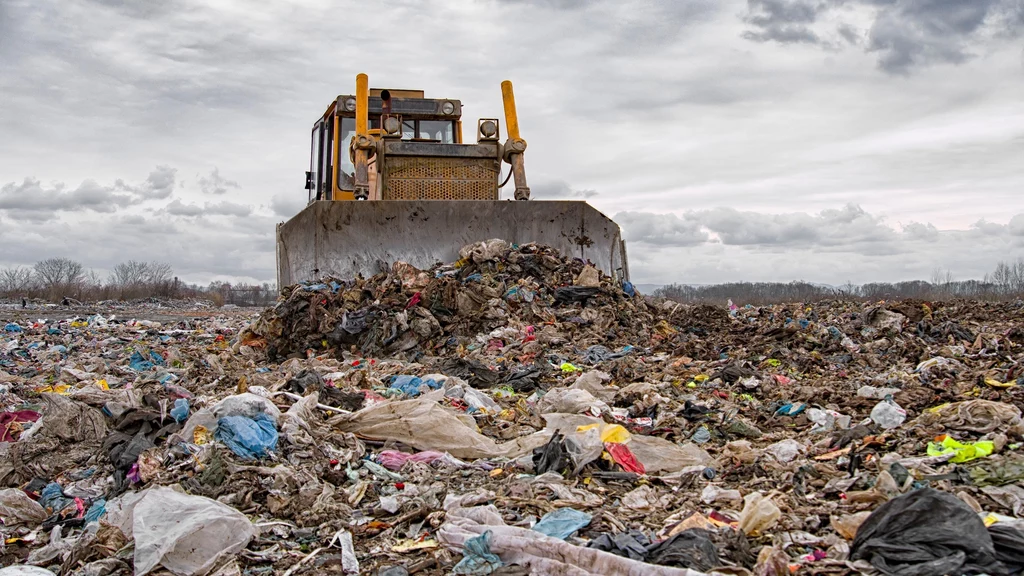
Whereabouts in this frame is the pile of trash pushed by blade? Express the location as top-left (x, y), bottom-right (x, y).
top-left (2, 239), bottom-right (1024, 576)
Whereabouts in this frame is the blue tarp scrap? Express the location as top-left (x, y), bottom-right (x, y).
top-left (170, 398), bottom-right (190, 423)
top-left (531, 508), bottom-right (592, 540)
top-left (452, 530), bottom-right (504, 575)
top-left (215, 413), bottom-right (279, 460)
top-left (129, 350), bottom-right (166, 371)
top-left (389, 375), bottom-right (442, 397)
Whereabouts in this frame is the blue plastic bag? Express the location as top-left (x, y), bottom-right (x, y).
top-left (389, 375), bottom-right (441, 397)
top-left (129, 350), bottom-right (165, 371)
top-left (622, 281), bottom-right (636, 298)
top-left (452, 530), bottom-right (503, 575)
top-left (40, 483), bottom-right (74, 514)
top-left (84, 499), bottom-right (106, 524)
top-left (216, 413), bottom-right (278, 460)
top-left (775, 402), bottom-right (808, 417)
top-left (532, 508), bottom-right (592, 540)
top-left (3, 323), bottom-right (22, 333)
top-left (170, 398), bottom-right (190, 423)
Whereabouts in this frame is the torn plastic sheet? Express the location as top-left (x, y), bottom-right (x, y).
top-left (438, 501), bottom-right (707, 576)
top-left (333, 390), bottom-right (551, 460)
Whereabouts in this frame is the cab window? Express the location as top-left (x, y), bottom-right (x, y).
top-left (417, 120), bottom-right (454, 143)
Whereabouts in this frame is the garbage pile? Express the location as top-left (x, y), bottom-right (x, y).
top-left (1, 240), bottom-right (1024, 576)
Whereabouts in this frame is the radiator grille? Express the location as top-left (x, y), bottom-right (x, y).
top-left (382, 157), bottom-right (499, 200)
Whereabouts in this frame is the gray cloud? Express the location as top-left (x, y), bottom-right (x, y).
top-left (867, 0), bottom-right (996, 74)
top-left (0, 167), bottom-right (176, 222)
top-left (198, 167), bottom-right (240, 195)
top-left (741, 0), bottom-right (826, 44)
top-left (699, 204), bottom-right (898, 250)
top-left (0, 178), bottom-right (134, 222)
top-left (1010, 214), bottom-right (1024, 236)
top-left (620, 206), bottom-right (1024, 284)
top-left (741, 0), bottom-right (1022, 74)
top-left (529, 180), bottom-right (600, 200)
top-left (494, 0), bottom-right (590, 8)
top-left (163, 199), bottom-right (252, 217)
top-left (270, 193), bottom-right (307, 219)
top-left (614, 211), bottom-right (709, 246)
top-left (126, 166), bottom-right (177, 200)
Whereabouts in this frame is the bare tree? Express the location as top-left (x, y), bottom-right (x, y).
top-left (33, 258), bottom-right (85, 300)
top-left (146, 262), bottom-right (172, 285)
top-left (930, 267), bottom-right (954, 286)
top-left (0, 267), bottom-right (36, 296)
top-left (110, 260), bottom-right (151, 289)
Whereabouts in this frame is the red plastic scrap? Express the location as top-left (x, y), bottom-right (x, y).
top-left (0, 410), bottom-right (41, 442)
top-left (406, 293), bottom-right (422, 309)
top-left (605, 442), bottom-right (645, 474)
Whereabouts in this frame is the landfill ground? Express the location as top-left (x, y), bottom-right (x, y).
top-left (2, 241), bottom-right (1023, 576)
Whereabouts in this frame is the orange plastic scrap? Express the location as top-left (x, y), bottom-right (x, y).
top-left (814, 446), bottom-right (852, 461)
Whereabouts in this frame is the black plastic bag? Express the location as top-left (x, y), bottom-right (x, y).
top-left (850, 488), bottom-right (1007, 576)
top-left (554, 286), bottom-right (599, 305)
top-left (286, 369), bottom-right (325, 395)
top-left (436, 357), bottom-right (500, 389)
top-left (532, 431), bottom-right (569, 475)
top-left (646, 528), bottom-right (721, 572)
top-left (586, 530), bottom-right (650, 561)
top-left (990, 524), bottom-right (1024, 575)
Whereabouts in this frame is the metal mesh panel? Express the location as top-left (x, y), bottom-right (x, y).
top-left (382, 156), bottom-right (499, 200)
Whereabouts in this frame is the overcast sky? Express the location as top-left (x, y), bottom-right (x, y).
top-left (1, 0), bottom-right (1022, 287)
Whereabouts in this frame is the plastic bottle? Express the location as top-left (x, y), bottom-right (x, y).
top-left (701, 484), bottom-right (742, 505)
top-left (870, 395), bottom-right (907, 429)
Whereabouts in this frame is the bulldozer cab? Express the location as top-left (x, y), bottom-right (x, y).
top-left (306, 78), bottom-right (518, 203)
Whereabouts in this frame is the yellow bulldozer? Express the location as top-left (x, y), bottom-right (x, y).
top-left (276, 73), bottom-right (629, 286)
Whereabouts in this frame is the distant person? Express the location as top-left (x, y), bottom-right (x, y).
top-left (21, 297), bottom-right (27, 308)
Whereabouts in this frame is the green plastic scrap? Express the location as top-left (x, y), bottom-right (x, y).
top-left (362, 460), bottom-right (403, 481)
top-left (969, 454), bottom-right (1024, 487)
top-left (927, 436), bottom-right (994, 463)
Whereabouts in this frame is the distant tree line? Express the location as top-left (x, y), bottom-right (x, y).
top-left (653, 258), bottom-right (1024, 306)
top-left (0, 258), bottom-right (277, 307)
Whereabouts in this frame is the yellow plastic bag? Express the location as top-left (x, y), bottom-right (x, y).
top-left (577, 423), bottom-right (630, 444)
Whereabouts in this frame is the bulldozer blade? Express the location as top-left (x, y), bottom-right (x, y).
top-left (276, 200), bottom-right (629, 286)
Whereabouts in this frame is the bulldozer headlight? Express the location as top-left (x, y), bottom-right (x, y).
top-left (478, 119), bottom-right (498, 140)
top-left (442, 101), bottom-right (456, 115)
top-left (344, 97), bottom-right (357, 112)
top-left (383, 116), bottom-right (402, 135)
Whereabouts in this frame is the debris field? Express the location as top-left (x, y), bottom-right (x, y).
top-left (2, 240), bottom-right (1024, 576)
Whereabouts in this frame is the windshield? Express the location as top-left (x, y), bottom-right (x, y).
top-left (338, 117), bottom-right (457, 189)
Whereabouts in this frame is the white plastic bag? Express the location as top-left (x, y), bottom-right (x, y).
top-left (336, 390), bottom-right (550, 459)
top-left (130, 487), bottom-right (255, 575)
top-left (0, 567), bottom-right (57, 576)
top-left (537, 388), bottom-right (608, 415)
top-left (0, 488), bottom-right (47, 525)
